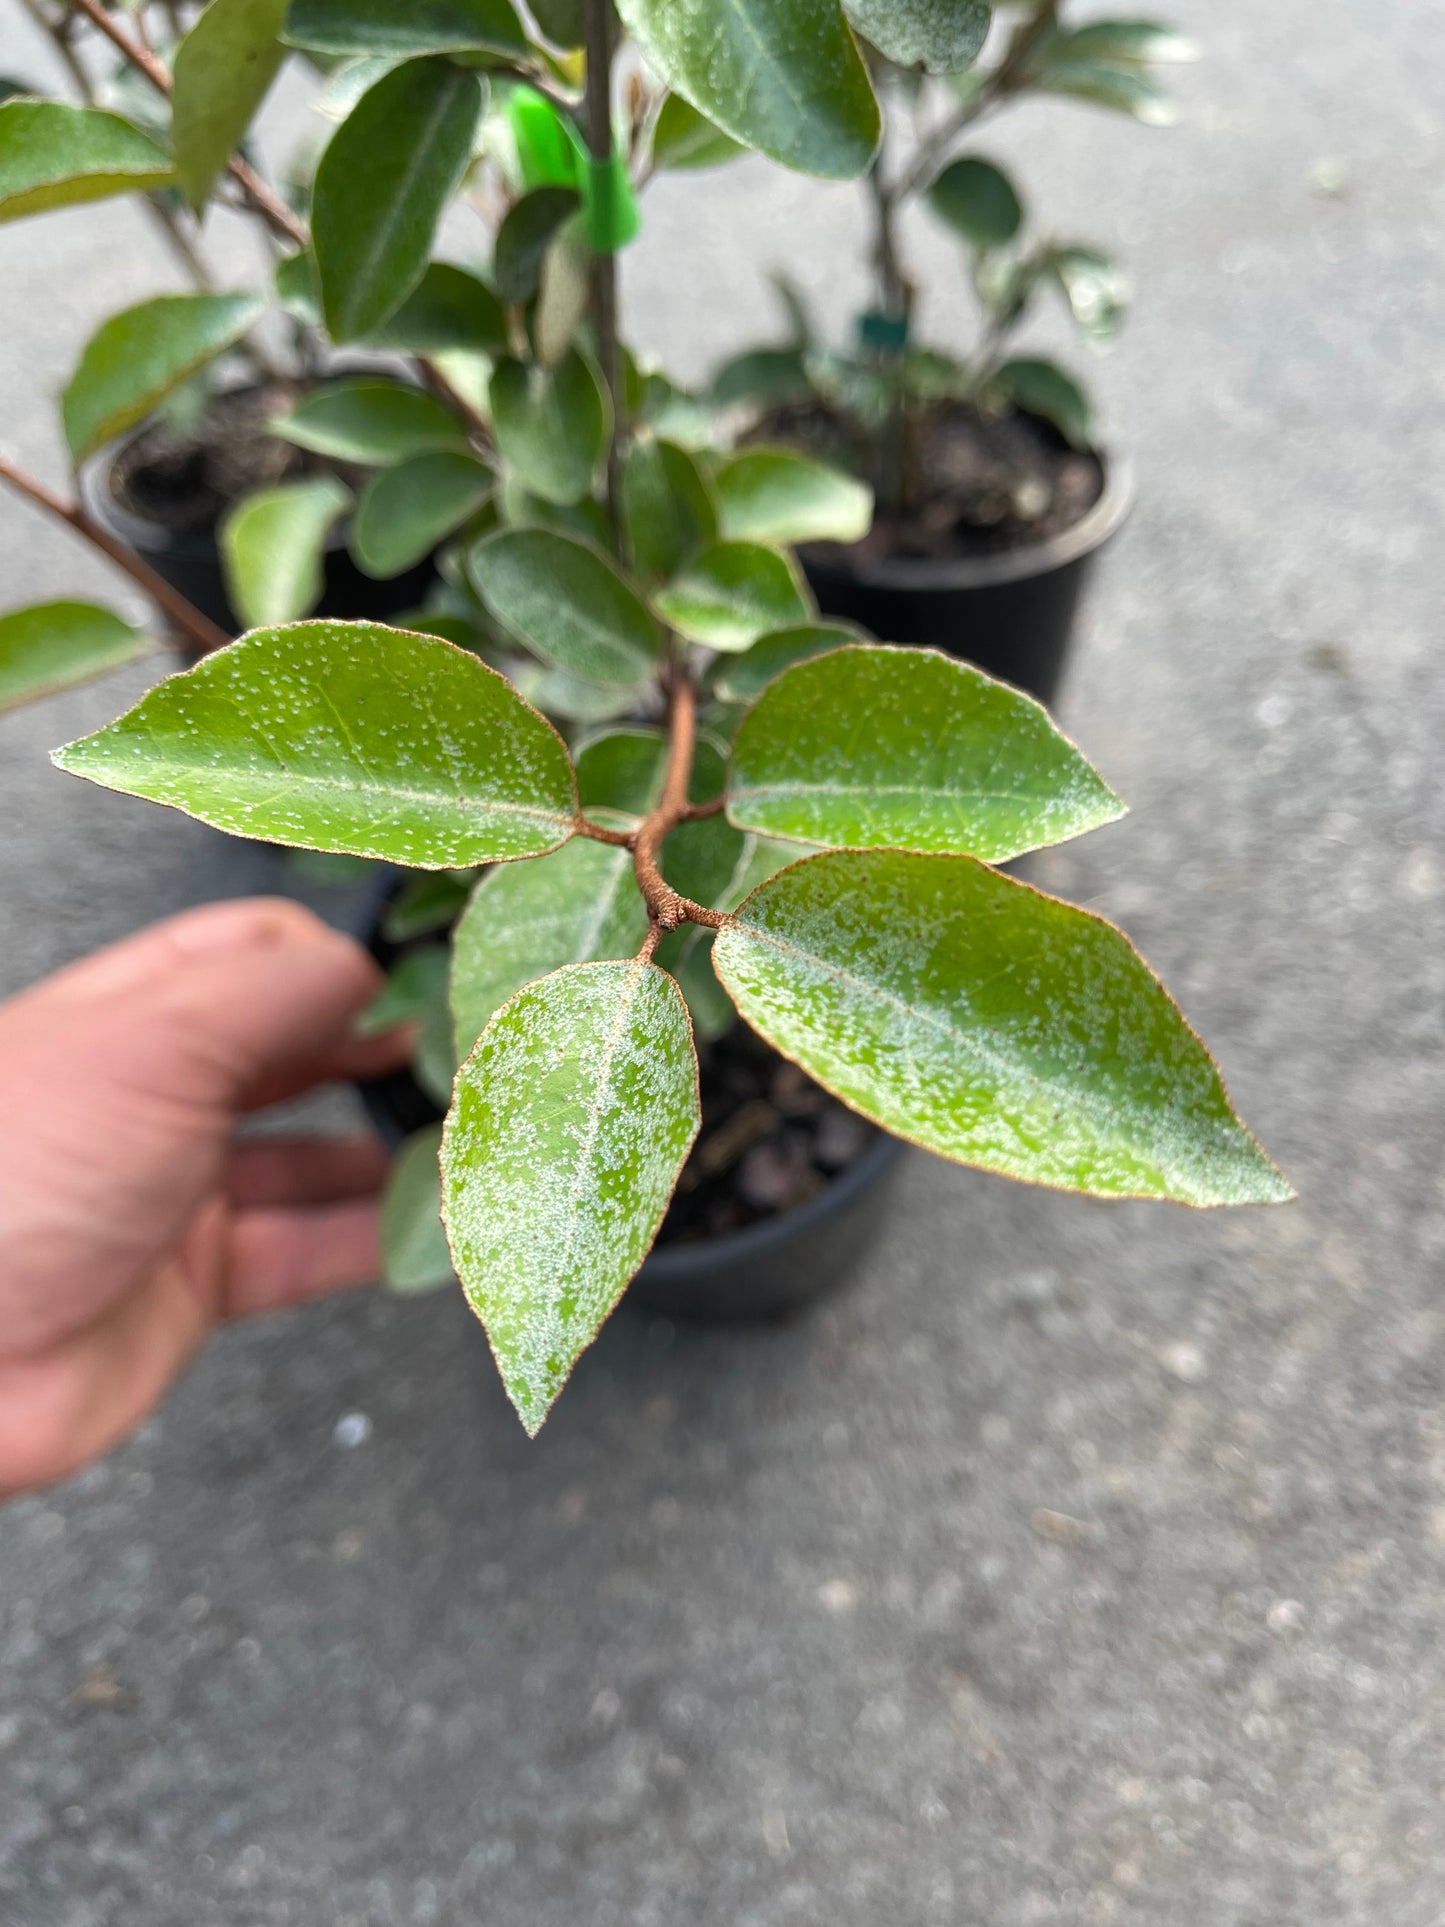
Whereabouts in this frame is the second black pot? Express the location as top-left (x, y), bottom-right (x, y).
top-left (802, 454), bottom-right (1133, 708)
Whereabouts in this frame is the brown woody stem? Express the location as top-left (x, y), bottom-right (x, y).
top-left (631, 675), bottom-right (728, 933)
top-left (66, 0), bottom-right (494, 447)
top-left (0, 450), bottom-right (231, 657)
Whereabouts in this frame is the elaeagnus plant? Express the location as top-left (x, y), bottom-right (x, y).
top-left (1, 0), bottom-right (1287, 1438)
top-left (710, 1), bottom-right (1197, 521)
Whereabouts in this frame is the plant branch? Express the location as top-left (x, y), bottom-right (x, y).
top-left (582, 0), bottom-right (623, 536)
top-left (893, 1), bottom-right (1059, 203)
top-left (69, 0), bottom-right (309, 246)
top-left (65, 0), bottom-right (496, 447)
top-left (631, 674), bottom-right (728, 933)
top-left (573, 814), bottom-right (633, 847)
top-left (24, 0), bottom-right (221, 294)
top-left (0, 450), bottom-right (231, 656)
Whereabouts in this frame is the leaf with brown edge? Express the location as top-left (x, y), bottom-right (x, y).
top-left (713, 849), bottom-right (1292, 1207)
top-left (442, 959), bottom-right (700, 1434)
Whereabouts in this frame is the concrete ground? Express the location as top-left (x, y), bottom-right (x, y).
top-left (1, 1), bottom-right (1442, 1921)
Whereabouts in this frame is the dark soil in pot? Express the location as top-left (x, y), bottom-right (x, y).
top-left (84, 381), bottom-right (438, 649)
top-left (355, 889), bottom-right (904, 1324)
top-left (772, 399), bottom-right (1105, 563)
top-left (760, 400), bottom-right (1131, 708)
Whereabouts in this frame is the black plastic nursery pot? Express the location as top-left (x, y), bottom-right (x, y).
top-left (353, 884), bottom-right (906, 1326)
top-left (802, 453), bottom-right (1134, 710)
top-left (80, 418), bottom-right (437, 655)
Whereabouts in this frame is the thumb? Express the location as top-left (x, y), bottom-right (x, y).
top-left (30, 897), bottom-right (385, 1114)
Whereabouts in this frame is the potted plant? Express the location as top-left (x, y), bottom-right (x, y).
top-left (709, 1), bottom-right (1196, 705)
top-left (12, 0), bottom-right (1286, 1439)
top-left (0, 0), bottom-right (528, 650)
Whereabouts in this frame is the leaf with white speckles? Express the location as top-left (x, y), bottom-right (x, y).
top-left (654, 541), bottom-right (813, 652)
top-left (615, 0), bottom-right (881, 180)
top-left (442, 960), bottom-right (700, 1433)
top-left (844, 0), bottom-right (990, 73)
top-left (450, 837), bottom-right (649, 1058)
top-left (51, 621), bottom-right (577, 869)
top-left (713, 850), bottom-right (1292, 1206)
top-left (62, 293), bottom-right (264, 460)
top-left (727, 644), bottom-right (1123, 861)
top-left (471, 528), bottom-right (661, 689)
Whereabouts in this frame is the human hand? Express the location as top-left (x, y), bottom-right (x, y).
top-left (0, 898), bottom-right (411, 1496)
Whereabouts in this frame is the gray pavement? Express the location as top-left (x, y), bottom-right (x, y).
top-left (1, 2), bottom-right (1443, 1921)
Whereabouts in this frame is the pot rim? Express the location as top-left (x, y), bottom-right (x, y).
top-left (803, 449), bottom-right (1135, 594)
top-left (638, 1126), bottom-right (904, 1283)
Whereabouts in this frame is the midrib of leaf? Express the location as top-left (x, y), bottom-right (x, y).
top-left (712, 0), bottom-right (816, 125)
top-left (68, 745), bottom-right (574, 831)
top-left (555, 957), bottom-right (651, 1288)
top-left (726, 916), bottom-right (1215, 1175)
top-left (343, 69), bottom-right (469, 330)
top-left (731, 779), bottom-right (1098, 809)
top-left (572, 848), bottom-right (635, 955)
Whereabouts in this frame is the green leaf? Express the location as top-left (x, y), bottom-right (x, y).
top-left (713, 622), bottom-right (862, 703)
top-left (0, 101), bottom-right (172, 222)
top-left (671, 931), bottom-right (736, 1041)
top-left (52, 621), bottom-right (577, 867)
top-left (360, 943), bottom-right (450, 1034)
top-left (471, 527), bottom-right (661, 687)
top-left (528, 0), bottom-right (583, 43)
top-left (442, 959), bottom-right (700, 1433)
top-left (360, 945), bottom-right (457, 1104)
top-left (272, 379), bottom-right (472, 463)
top-left (1029, 58), bottom-right (1177, 124)
top-left (576, 725), bottom-right (726, 819)
top-left (713, 448), bottom-right (872, 546)
top-left (172, 0), bottom-right (288, 212)
top-left (713, 850), bottom-right (1293, 1206)
top-left (512, 663), bottom-right (638, 724)
top-left (381, 1125), bottom-right (454, 1293)
top-left (492, 185), bottom-right (580, 306)
top-left (992, 356), bottom-right (1093, 450)
top-left (1043, 245), bottom-right (1128, 342)
top-left (614, 0), bottom-right (881, 181)
top-left (274, 247), bottom-right (321, 323)
top-left (532, 215), bottom-right (592, 369)
top-left (451, 837), bottom-right (649, 1055)
top-left (285, 0), bottom-right (528, 56)
top-left (621, 438), bottom-right (717, 584)
top-left (350, 453), bottom-right (492, 578)
top-left (654, 541), bottom-right (812, 651)
top-left (927, 154), bottom-right (1023, 249)
top-left (1047, 20), bottom-right (1198, 64)
top-left (383, 868), bottom-right (478, 941)
top-left (219, 475), bottom-right (352, 628)
top-left (652, 93), bottom-right (746, 170)
top-left (727, 643), bottom-right (1123, 860)
top-left (363, 260), bottom-right (509, 354)
top-left (489, 350), bottom-right (610, 504)
top-left (0, 601), bottom-right (147, 714)
top-left (62, 293), bottom-right (263, 461)
top-left (711, 347), bottom-right (812, 411)
top-left (843, 0), bottom-right (990, 73)
top-left (313, 57), bottom-right (484, 342)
